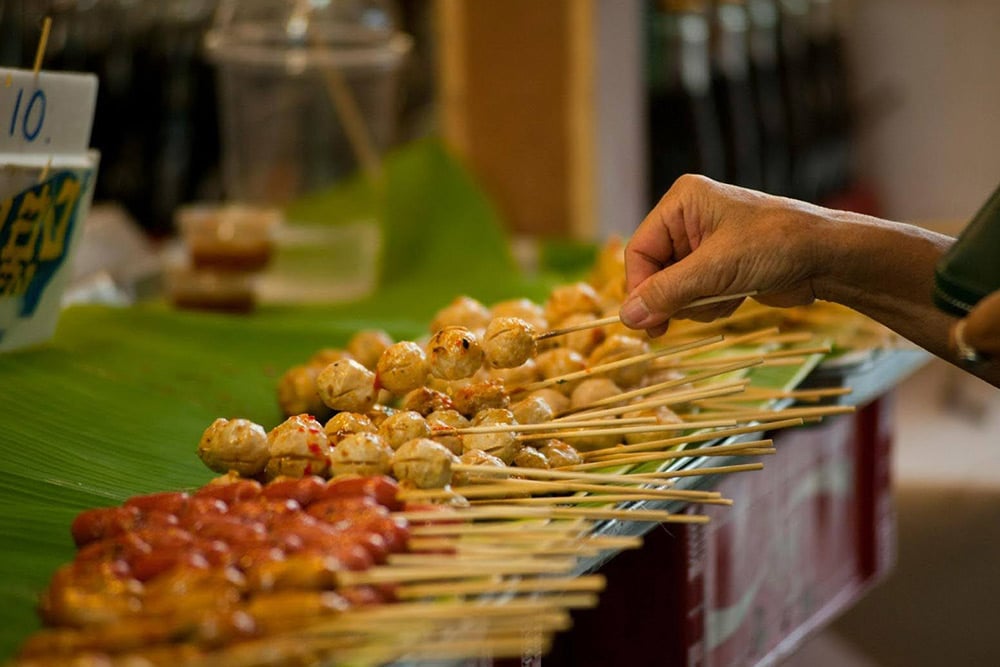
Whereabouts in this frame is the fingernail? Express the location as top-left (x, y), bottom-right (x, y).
top-left (620, 296), bottom-right (650, 327)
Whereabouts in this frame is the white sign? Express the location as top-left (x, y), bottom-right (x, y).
top-left (1, 67), bottom-right (98, 156)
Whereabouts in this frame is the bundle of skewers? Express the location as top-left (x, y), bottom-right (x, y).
top-left (14, 239), bottom-right (861, 665)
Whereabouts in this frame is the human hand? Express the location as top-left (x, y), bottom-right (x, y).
top-left (619, 175), bottom-right (824, 337)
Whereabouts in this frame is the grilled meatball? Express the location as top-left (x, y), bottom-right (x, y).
top-left (391, 438), bottom-right (456, 489)
top-left (323, 412), bottom-right (376, 446)
top-left (527, 388), bottom-right (571, 414)
top-left (569, 378), bottom-right (623, 411)
top-left (537, 439), bottom-right (583, 468)
top-left (464, 408), bottom-right (522, 464)
top-left (430, 295), bottom-right (492, 334)
top-left (316, 359), bottom-right (378, 413)
top-left (265, 414), bottom-right (331, 479)
top-left (513, 447), bottom-right (549, 469)
top-left (346, 329), bottom-right (394, 370)
top-left (376, 341), bottom-right (430, 395)
top-left (490, 298), bottom-right (547, 331)
top-left (426, 409), bottom-right (468, 456)
top-left (400, 387), bottom-right (455, 415)
top-left (487, 358), bottom-right (541, 387)
top-left (510, 395), bottom-right (556, 425)
top-left (198, 418), bottom-right (270, 477)
top-left (378, 411), bottom-right (431, 450)
top-left (544, 282), bottom-right (603, 327)
top-left (451, 379), bottom-right (509, 418)
top-left (329, 432), bottom-right (394, 477)
top-left (453, 449), bottom-right (508, 486)
top-left (623, 405), bottom-right (683, 445)
top-left (587, 334), bottom-right (651, 388)
top-left (482, 317), bottom-right (537, 369)
top-left (427, 326), bottom-right (484, 381)
top-left (535, 348), bottom-right (587, 396)
top-left (276, 365), bottom-right (329, 419)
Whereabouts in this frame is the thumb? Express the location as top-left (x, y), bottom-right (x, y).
top-left (619, 260), bottom-right (718, 330)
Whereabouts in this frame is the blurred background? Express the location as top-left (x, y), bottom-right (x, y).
top-left (2, 0), bottom-right (1000, 664)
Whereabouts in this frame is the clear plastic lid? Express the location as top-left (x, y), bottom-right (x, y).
top-left (204, 0), bottom-right (411, 70)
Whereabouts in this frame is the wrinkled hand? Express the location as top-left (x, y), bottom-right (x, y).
top-left (620, 175), bottom-right (823, 337)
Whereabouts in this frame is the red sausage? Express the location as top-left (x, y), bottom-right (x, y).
top-left (123, 491), bottom-right (190, 516)
top-left (320, 476), bottom-right (402, 511)
top-left (194, 479), bottom-right (263, 504)
top-left (261, 476), bottom-right (327, 507)
top-left (70, 506), bottom-right (140, 546)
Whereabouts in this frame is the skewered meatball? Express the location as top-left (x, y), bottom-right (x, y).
top-left (316, 359), bottom-right (378, 413)
top-left (376, 341), bottom-right (430, 395)
top-left (587, 235), bottom-right (626, 293)
top-left (427, 326), bottom-right (484, 381)
top-left (308, 348), bottom-right (355, 369)
top-left (544, 312), bottom-right (606, 356)
top-left (378, 411), bottom-right (431, 450)
top-left (559, 425), bottom-right (621, 453)
top-left (451, 379), bottom-right (509, 417)
top-left (347, 329), bottom-right (394, 370)
top-left (198, 418), bottom-right (270, 477)
top-left (513, 446), bottom-right (549, 469)
top-left (426, 409), bottom-right (468, 455)
top-left (453, 448), bottom-right (508, 486)
top-left (537, 439), bottom-right (583, 468)
top-left (570, 378), bottom-right (623, 411)
top-left (464, 408), bottom-right (522, 464)
top-left (276, 365), bottom-right (329, 419)
top-left (623, 405), bottom-right (683, 445)
top-left (400, 387), bottom-right (455, 415)
top-left (265, 414), bottom-right (330, 479)
top-left (490, 298), bottom-right (547, 331)
top-left (366, 404), bottom-right (397, 427)
top-left (329, 432), bottom-right (394, 478)
top-left (510, 395), bottom-right (555, 425)
top-left (535, 348), bottom-right (587, 396)
top-left (587, 334), bottom-right (651, 388)
top-left (391, 438), bottom-right (456, 489)
top-left (430, 295), bottom-right (492, 334)
top-left (488, 358), bottom-right (541, 386)
top-left (528, 388), bottom-right (571, 414)
top-left (323, 412), bottom-right (376, 445)
top-left (544, 282), bottom-right (603, 327)
top-left (482, 317), bottom-right (537, 369)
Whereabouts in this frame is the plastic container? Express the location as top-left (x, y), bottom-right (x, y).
top-left (204, 0), bottom-right (412, 204)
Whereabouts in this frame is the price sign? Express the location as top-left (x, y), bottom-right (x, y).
top-left (1, 67), bottom-right (98, 156)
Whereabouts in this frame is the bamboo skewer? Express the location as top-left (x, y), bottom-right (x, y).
top-left (627, 461), bottom-right (765, 479)
top-left (398, 480), bottom-right (722, 502)
top-left (560, 380), bottom-right (750, 421)
top-left (446, 416), bottom-right (657, 435)
top-left (565, 438), bottom-right (775, 471)
top-left (579, 417), bottom-right (804, 460)
top-left (656, 344), bottom-right (832, 370)
top-left (516, 417), bottom-right (741, 443)
top-left (534, 292), bottom-right (759, 341)
top-left (512, 335), bottom-right (724, 394)
top-left (394, 574), bottom-right (607, 600)
top-left (396, 504), bottom-right (709, 524)
top-left (469, 493), bottom-right (733, 507)
top-left (679, 404), bottom-right (856, 422)
top-left (32, 17), bottom-right (52, 76)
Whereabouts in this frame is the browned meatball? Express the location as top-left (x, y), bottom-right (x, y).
top-left (427, 326), bottom-right (484, 381)
top-left (316, 359), bottom-right (378, 414)
top-left (426, 409), bottom-right (468, 456)
top-left (323, 412), bottom-right (376, 445)
top-left (453, 449), bottom-right (508, 486)
top-left (391, 438), bottom-right (457, 489)
top-left (527, 388), bottom-right (571, 414)
top-left (490, 298), bottom-right (547, 331)
top-left (265, 414), bottom-right (331, 479)
top-left (543, 312), bottom-right (606, 357)
top-left (537, 439), bottom-right (583, 468)
top-left (378, 410), bottom-right (431, 450)
top-left (451, 379), bottom-right (510, 418)
top-left (307, 348), bottom-right (355, 369)
top-left (198, 418), bottom-right (269, 477)
top-left (376, 341), bottom-right (430, 395)
top-left (482, 317), bottom-right (537, 369)
top-left (487, 358), bottom-right (541, 386)
top-left (276, 364), bottom-right (329, 419)
top-left (544, 282), bottom-right (603, 327)
top-left (400, 387), bottom-right (455, 415)
top-left (587, 334), bottom-right (651, 388)
top-left (535, 348), bottom-right (587, 396)
top-left (513, 446), bottom-right (549, 469)
top-left (430, 295), bottom-right (492, 334)
top-left (329, 432), bottom-right (394, 477)
top-left (510, 395), bottom-right (556, 425)
top-left (569, 378), bottom-right (623, 411)
top-left (346, 329), bottom-right (394, 370)
top-left (464, 408), bottom-right (523, 464)
top-left (623, 405), bottom-right (683, 445)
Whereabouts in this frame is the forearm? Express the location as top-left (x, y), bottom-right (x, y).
top-left (808, 208), bottom-right (966, 362)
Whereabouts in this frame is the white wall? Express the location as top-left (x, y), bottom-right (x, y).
top-left (843, 0), bottom-right (1000, 223)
